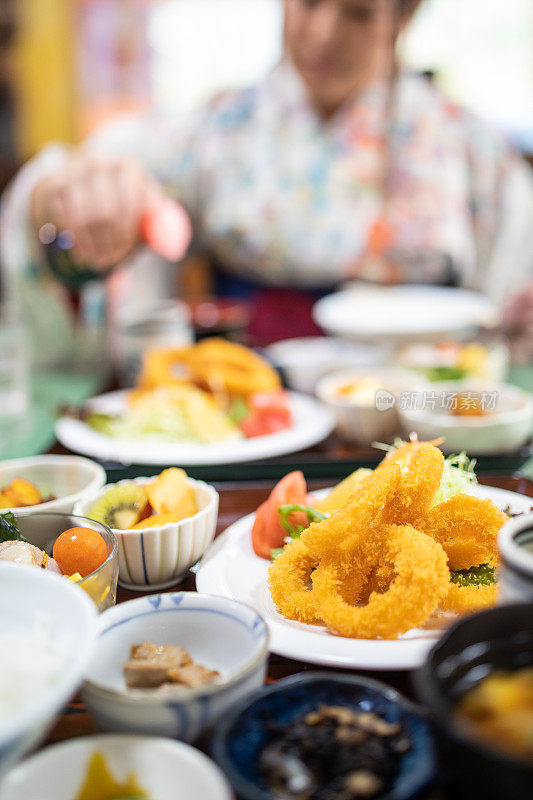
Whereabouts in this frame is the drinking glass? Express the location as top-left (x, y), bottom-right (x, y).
top-left (0, 314), bottom-right (30, 453)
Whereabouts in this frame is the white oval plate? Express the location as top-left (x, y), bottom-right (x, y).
top-left (313, 286), bottom-right (497, 343)
top-left (55, 390), bottom-right (335, 466)
top-left (196, 485), bottom-right (532, 671)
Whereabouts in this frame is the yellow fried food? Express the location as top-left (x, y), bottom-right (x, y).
top-left (380, 443), bottom-right (445, 525)
top-left (300, 462), bottom-right (401, 561)
top-left (312, 525), bottom-right (450, 640)
top-left (441, 582), bottom-right (498, 615)
top-left (138, 347), bottom-right (195, 389)
top-left (268, 539), bottom-right (323, 625)
top-left (138, 337), bottom-right (281, 397)
top-left (416, 494), bottom-right (508, 570)
top-left (188, 338), bottom-right (281, 396)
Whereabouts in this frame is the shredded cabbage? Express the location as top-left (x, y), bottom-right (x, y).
top-left (432, 451), bottom-right (478, 505)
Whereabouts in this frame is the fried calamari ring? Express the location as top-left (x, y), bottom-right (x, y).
top-left (416, 494), bottom-right (508, 570)
top-left (300, 463), bottom-right (401, 561)
top-left (380, 443), bottom-right (444, 525)
top-left (268, 539), bottom-right (323, 625)
top-left (138, 346), bottom-right (194, 389)
top-left (441, 582), bottom-right (498, 615)
top-left (188, 338), bottom-right (281, 396)
top-left (358, 561), bottom-right (396, 603)
top-left (138, 338), bottom-right (280, 396)
top-left (312, 525), bottom-right (450, 640)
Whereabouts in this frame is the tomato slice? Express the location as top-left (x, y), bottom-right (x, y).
top-left (251, 471), bottom-right (307, 559)
top-left (240, 390), bottom-right (292, 438)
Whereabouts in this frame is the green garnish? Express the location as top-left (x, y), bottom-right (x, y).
top-left (278, 504), bottom-right (328, 538)
top-left (0, 512), bottom-right (27, 544)
top-left (228, 398), bottom-right (250, 425)
top-left (422, 366), bottom-right (468, 383)
top-left (271, 505), bottom-right (329, 560)
top-left (450, 564), bottom-right (496, 587)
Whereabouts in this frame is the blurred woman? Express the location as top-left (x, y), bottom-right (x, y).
top-left (2, 0), bottom-right (533, 352)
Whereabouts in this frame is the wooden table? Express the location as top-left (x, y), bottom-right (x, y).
top-left (41, 472), bottom-right (533, 799)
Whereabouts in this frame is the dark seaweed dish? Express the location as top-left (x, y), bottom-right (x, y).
top-left (258, 704), bottom-right (411, 799)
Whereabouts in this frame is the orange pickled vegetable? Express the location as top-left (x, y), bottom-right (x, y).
top-left (53, 527), bottom-right (108, 578)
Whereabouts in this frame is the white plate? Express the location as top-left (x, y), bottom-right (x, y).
top-left (313, 286), bottom-right (498, 344)
top-left (55, 390), bottom-right (335, 465)
top-left (196, 485), bottom-right (533, 671)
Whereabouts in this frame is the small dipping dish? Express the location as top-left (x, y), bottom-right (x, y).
top-left (498, 512), bottom-right (533, 603)
top-left (11, 513), bottom-right (118, 612)
top-left (82, 592), bottom-right (269, 742)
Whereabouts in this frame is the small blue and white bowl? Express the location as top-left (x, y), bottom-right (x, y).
top-left (212, 673), bottom-right (436, 800)
top-left (75, 476), bottom-right (219, 590)
top-left (82, 592), bottom-right (269, 742)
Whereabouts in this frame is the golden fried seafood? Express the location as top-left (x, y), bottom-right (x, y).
top-left (312, 525), bottom-right (450, 640)
top-left (441, 582), bottom-right (498, 615)
top-left (300, 463), bottom-right (401, 561)
top-left (189, 338), bottom-right (281, 396)
top-left (265, 438), bottom-right (504, 641)
top-left (376, 439), bottom-right (444, 471)
top-left (138, 337), bottom-right (281, 397)
top-left (416, 494), bottom-right (508, 570)
top-left (268, 539), bottom-right (323, 625)
top-left (380, 443), bottom-right (445, 524)
top-left (138, 346), bottom-right (195, 389)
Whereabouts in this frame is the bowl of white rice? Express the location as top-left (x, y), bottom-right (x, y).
top-left (0, 562), bottom-right (98, 774)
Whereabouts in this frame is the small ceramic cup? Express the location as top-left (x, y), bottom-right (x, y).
top-left (498, 512), bottom-right (533, 603)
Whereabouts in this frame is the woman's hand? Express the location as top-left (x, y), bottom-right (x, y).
top-left (499, 281), bottom-right (533, 363)
top-left (30, 152), bottom-right (166, 271)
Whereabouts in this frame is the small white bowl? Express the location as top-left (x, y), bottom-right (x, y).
top-left (75, 476), bottom-right (219, 590)
top-left (398, 382), bottom-right (533, 455)
top-left (316, 367), bottom-right (422, 446)
top-left (498, 512), bottom-right (533, 604)
top-left (397, 340), bottom-right (509, 384)
top-left (265, 336), bottom-right (382, 394)
top-left (82, 592), bottom-right (269, 742)
top-left (0, 563), bottom-right (98, 774)
top-left (0, 734), bottom-right (233, 800)
top-left (0, 455), bottom-right (106, 514)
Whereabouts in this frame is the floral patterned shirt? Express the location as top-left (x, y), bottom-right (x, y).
top-left (2, 59), bottom-right (533, 314)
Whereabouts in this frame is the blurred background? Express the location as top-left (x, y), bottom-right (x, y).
top-left (1, 0), bottom-right (533, 190)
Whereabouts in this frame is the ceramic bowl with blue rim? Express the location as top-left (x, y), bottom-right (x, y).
top-left (211, 672), bottom-right (436, 800)
top-left (81, 592), bottom-right (269, 742)
top-left (75, 476), bottom-right (219, 591)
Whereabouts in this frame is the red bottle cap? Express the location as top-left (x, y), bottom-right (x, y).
top-left (139, 199), bottom-right (192, 262)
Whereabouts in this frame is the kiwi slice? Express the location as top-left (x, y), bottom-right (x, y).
top-left (88, 485), bottom-right (149, 530)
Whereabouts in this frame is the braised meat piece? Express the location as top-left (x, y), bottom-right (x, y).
top-left (124, 641), bottom-right (219, 689)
